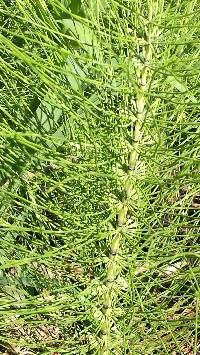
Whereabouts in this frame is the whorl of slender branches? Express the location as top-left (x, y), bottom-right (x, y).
top-left (100, 2), bottom-right (160, 353)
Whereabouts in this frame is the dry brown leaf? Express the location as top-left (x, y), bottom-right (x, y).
top-left (181, 345), bottom-right (193, 355)
top-left (36, 324), bottom-right (60, 341)
top-left (70, 265), bottom-right (83, 278)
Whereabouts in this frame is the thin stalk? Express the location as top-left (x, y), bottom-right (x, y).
top-left (100, 2), bottom-right (159, 353)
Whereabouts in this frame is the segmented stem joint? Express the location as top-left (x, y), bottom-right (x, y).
top-left (100, 3), bottom-right (157, 352)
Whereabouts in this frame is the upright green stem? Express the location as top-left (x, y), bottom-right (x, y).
top-left (100, 2), bottom-right (158, 353)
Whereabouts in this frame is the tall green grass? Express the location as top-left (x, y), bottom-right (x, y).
top-left (0, 0), bottom-right (200, 354)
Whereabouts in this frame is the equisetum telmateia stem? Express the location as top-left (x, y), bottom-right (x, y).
top-left (100, 3), bottom-right (158, 354)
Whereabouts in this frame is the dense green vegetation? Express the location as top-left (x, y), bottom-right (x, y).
top-left (0, 0), bottom-right (200, 354)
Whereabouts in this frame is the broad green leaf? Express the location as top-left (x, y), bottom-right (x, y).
top-left (70, 0), bottom-right (82, 14)
top-left (28, 56), bottom-right (88, 143)
top-left (31, 100), bottom-right (62, 134)
top-left (167, 76), bottom-right (198, 103)
top-left (59, 18), bottom-right (100, 57)
top-left (87, 0), bottom-right (108, 15)
top-left (65, 56), bottom-right (88, 92)
top-left (61, 0), bottom-right (71, 8)
top-left (61, 0), bottom-right (82, 14)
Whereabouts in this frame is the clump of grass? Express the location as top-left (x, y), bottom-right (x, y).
top-left (0, 0), bottom-right (200, 354)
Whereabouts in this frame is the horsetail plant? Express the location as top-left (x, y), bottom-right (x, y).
top-left (100, 2), bottom-right (162, 353)
top-left (1, 0), bottom-right (200, 354)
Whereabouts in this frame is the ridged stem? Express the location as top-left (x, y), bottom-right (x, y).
top-left (100, 3), bottom-right (156, 353)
